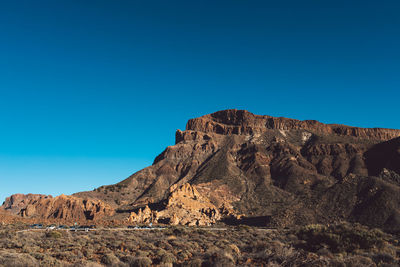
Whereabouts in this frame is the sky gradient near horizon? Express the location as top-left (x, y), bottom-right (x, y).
top-left (1, 1), bottom-right (399, 203)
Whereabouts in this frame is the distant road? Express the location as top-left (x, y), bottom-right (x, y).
top-left (16, 227), bottom-right (232, 233)
top-left (15, 226), bottom-right (279, 233)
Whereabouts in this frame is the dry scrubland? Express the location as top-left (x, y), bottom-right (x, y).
top-left (0, 223), bottom-right (399, 266)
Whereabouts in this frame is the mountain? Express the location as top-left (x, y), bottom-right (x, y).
top-left (2, 110), bottom-right (400, 231)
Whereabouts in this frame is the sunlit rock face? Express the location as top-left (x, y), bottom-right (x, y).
top-left (2, 193), bottom-right (114, 222)
top-left (128, 183), bottom-right (222, 226)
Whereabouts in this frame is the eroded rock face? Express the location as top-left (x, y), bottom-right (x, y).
top-left (187, 109), bottom-right (400, 141)
top-left (2, 194), bottom-right (50, 215)
top-left (128, 183), bottom-right (222, 226)
top-left (2, 194), bottom-right (114, 222)
top-left (128, 205), bottom-right (154, 224)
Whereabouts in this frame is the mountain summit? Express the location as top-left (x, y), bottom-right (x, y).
top-left (3, 110), bottom-right (400, 231)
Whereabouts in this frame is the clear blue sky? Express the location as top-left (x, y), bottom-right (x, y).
top-left (1, 1), bottom-right (399, 203)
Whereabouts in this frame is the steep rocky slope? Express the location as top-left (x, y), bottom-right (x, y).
top-left (2, 110), bottom-right (400, 231)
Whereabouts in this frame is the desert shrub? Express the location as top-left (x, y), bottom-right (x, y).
top-left (101, 252), bottom-right (121, 266)
top-left (187, 240), bottom-right (201, 250)
top-left (154, 240), bottom-right (173, 251)
top-left (204, 244), bottom-right (220, 255)
top-left (137, 241), bottom-right (156, 251)
top-left (371, 252), bottom-right (397, 265)
top-left (0, 230), bottom-right (12, 239)
top-left (46, 231), bottom-right (62, 239)
top-left (38, 257), bottom-right (65, 267)
top-left (124, 240), bottom-right (139, 251)
top-left (53, 251), bottom-right (76, 262)
top-left (316, 247), bottom-right (332, 257)
top-left (214, 239), bottom-right (230, 248)
top-left (298, 258), bottom-right (331, 267)
top-left (75, 237), bottom-right (90, 247)
top-left (287, 233), bottom-right (299, 243)
top-left (6, 239), bottom-right (24, 249)
top-left (171, 226), bottom-right (189, 236)
top-left (154, 248), bottom-right (167, 257)
top-left (82, 247), bottom-right (95, 258)
top-left (255, 240), bottom-right (298, 265)
top-left (195, 228), bottom-right (208, 235)
top-left (30, 252), bottom-right (46, 261)
top-left (245, 240), bottom-right (269, 253)
top-left (343, 255), bottom-right (376, 267)
top-left (168, 238), bottom-right (198, 253)
top-left (134, 250), bottom-right (150, 258)
top-left (296, 223), bottom-right (386, 253)
top-left (21, 246), bottom-right (36, 254)
top-left (176, 250), bottom-right (193, 261)
top-left (121, 255), bottom-right (136, 264)
top-left (186, 258), bottom-right (203, 267)
top-left (203, 250), bottom-right (236, 267)
top-left (0, 251), bottom-right (39, 267)
top-left (225, 243), bottom-right (241, 262)
top-left (124, 256), bottom-right (152, 267)
top-left (152, 248), bottom-right (176, 264)
top-left (160, 252), bottom-right (176, 264)
top-left (72, 260), bottom-right (104, 267)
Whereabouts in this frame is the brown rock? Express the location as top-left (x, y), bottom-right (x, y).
top-left (128, 183), bottom-right (221, 226)
top-left (187, 109), bottom-right (400, 141)
top-left (128, 205), bottom-right (156, 224)
top-left (2, 194), bottom-right (114, 222)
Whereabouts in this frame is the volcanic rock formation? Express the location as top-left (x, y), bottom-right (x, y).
top-left (2, 110), bottom-right (400, 231)
top-left (2, 194), bottom-right (114, 222)
top-left (128, 183), bottom-right (222, 226)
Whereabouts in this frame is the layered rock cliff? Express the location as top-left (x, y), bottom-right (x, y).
top-left (186, 110), bottom-right (400, 141)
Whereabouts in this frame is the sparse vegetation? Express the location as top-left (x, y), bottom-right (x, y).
top-left (295, 223), bottom-right (388, 253)
top-left (0, 223), bottom-right (399, 266)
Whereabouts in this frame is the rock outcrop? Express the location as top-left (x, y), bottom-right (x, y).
top-left (2, 194), bottom-right (50, 215)
top-left (128, 183), bottom-right (222, 226)
top-left (186, 109), bottom-right (400, 141)
top-left (2, 194), bottom-right (114, 222)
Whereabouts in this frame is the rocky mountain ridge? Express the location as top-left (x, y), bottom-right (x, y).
top-left (186, 110), bottom-right (400, 141)
top-left (2, 110), bottom-right (400, 231)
